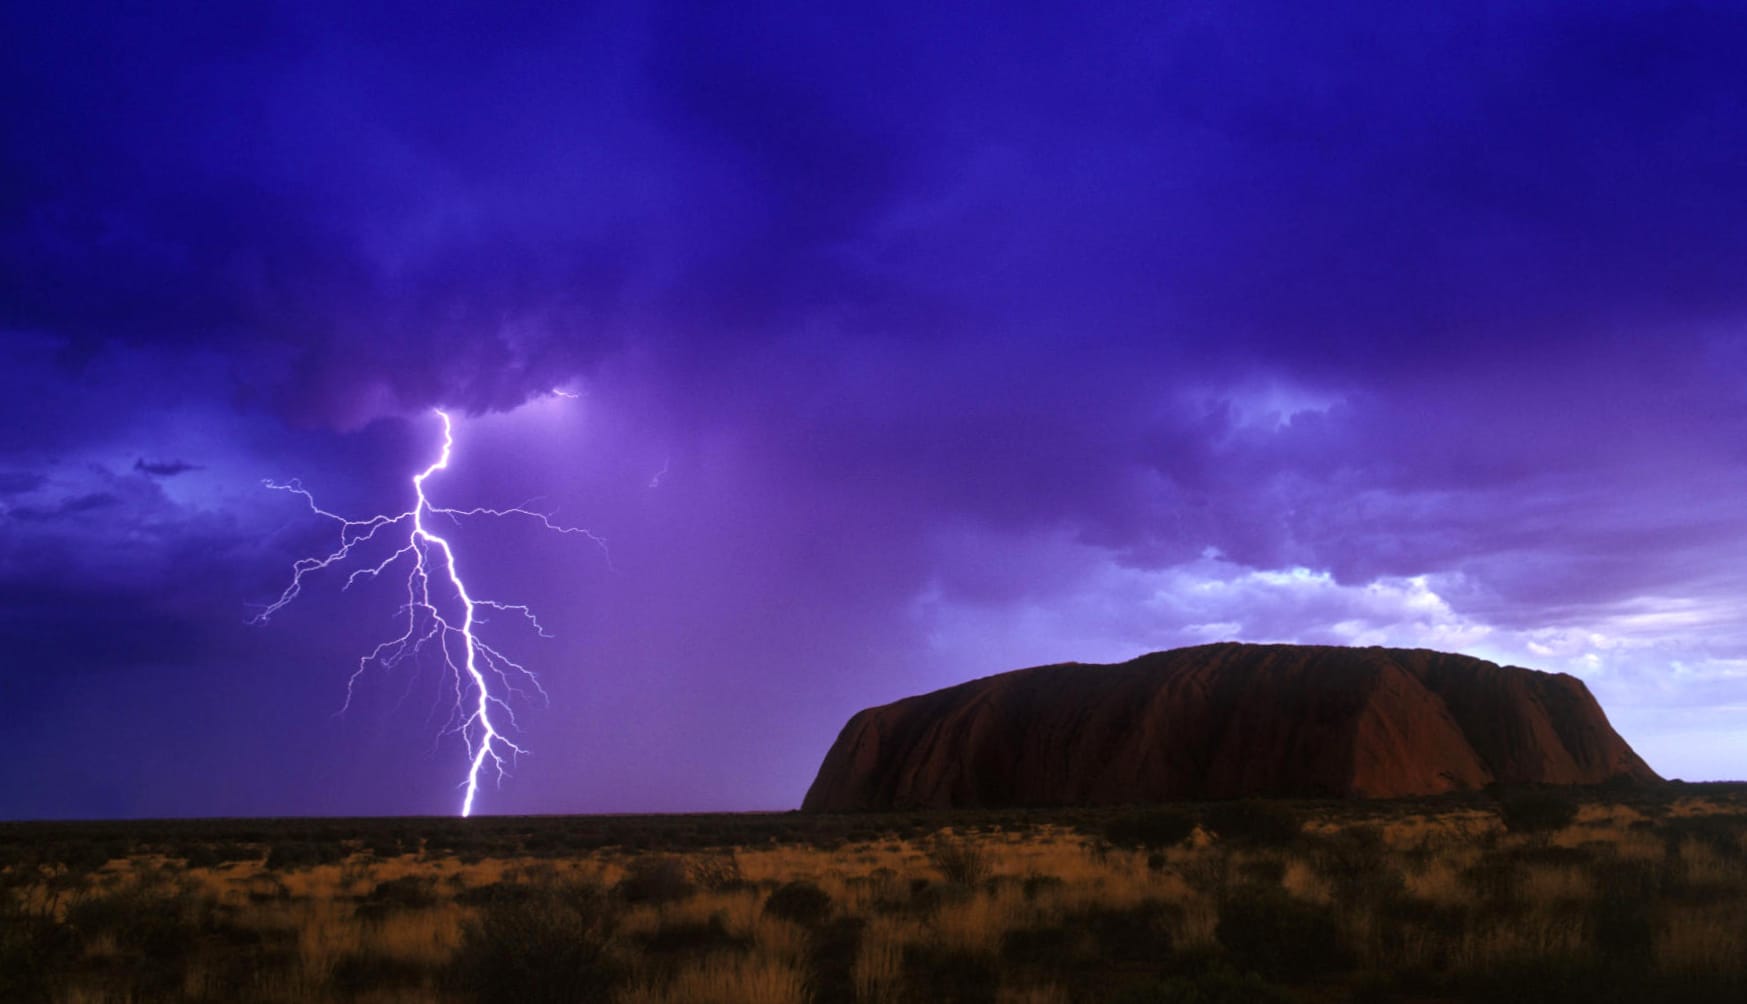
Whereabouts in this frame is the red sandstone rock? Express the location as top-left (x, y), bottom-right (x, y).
top-left (801, 643), bottom-right (1659, 810)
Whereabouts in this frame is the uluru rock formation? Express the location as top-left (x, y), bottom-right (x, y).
top-left (802, 643), bottom-right (1659, 810)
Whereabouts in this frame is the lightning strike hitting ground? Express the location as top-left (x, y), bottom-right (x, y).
top-left (253, 409), bottom-right (602, 816)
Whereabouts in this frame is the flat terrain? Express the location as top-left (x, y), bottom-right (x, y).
top-left (3, 784), bottom-right (1745, 1003)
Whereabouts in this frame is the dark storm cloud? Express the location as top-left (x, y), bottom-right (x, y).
top-left (7, 2), bottom-right (1746, 418)
top-left (6, 491), bottom-right (121, 522)
top-left (134, 459), bottom-right (202, 478)
top-left (0, 472), bottom-right (46, 496)
top-left (3, 2), bottom-right (650, 424)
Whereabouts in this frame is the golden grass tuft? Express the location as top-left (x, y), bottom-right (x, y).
top-left (751, 913), bottom-right (811, 963)
top-left (1456, 911), bottom-right (1588, 968)
top-left (1402, 855), bottom-right (1477, 908)
top-left (933, 882), bottom-right (1029, 956)
top-left (618, 953), bottom-right (808, 1004)
top-left (1657, 902), bottom-right (1747, 973)
top-left (1280, 856), bottom-right (1333, 904)
top-left (357, 904), bottom-right (467, 966)
top-left (854, 915), bottom-right (909, 1004)
top-left (1518, 863), bottom-right (1592, 904)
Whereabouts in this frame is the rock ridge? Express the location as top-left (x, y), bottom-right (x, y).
top-left (802, 643), bottom-right (1658, 810)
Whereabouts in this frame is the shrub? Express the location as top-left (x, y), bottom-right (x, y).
top-left (1078, 899), bottom-right (1177, 965)
top-left (1586, 859), bottom-right (1660, 968)
top-left (64, 886), bottom-right (194, 951)
top-left (909, 880), bottom-right (974, 916)
top-left (1203, 802), bottom-right (1300, 847)
top-left (638, 915), bottom-right (747, 955)
top-left (1022, 874), bottom-right (1065, 900)
top-left (1456, 957), bottom-right (1657, 1004)
top-left (1000, 924), bottom-right (1077, 971)
top-left (1215, 886), bottom-right (1349, 981)
top-left (1462, 857), bottom-right (1521, 905)
top-left (688, 852), bottom-right (744, 890)
top-left (1664, 814), bottom-right (1747, 859)
top-left (1237, 856), bottom-right (1286, 884)
top-left (356, 874), bottom-right (441, 921)
top-left (447, 887), bottom-right (619, 1004)
top-left (1372, 895), bottom-right (1468, 973)
top-left (362, 833), bottom-right (407, 858)
top-left (926, 836), bottom-right (989, 886)
top-left (455, 881), bottom-right (544, 907)
top-left (764, 880), bottom-right (833, 926)
top-left (0, 912), bottom-right (76, 1003)
top-left (54, 839), bottom-right (122, 873)
top-left (180, 843), bottom-right (225, 869)
top-left (363, 875), bottom-right (440, 910)
top-left (807, 916), bottom-right (866, 1003)
top-left (330, 952), bottom-right (429, 996)
top-left (1112, 962), bottom-right (1295, 1004)
top-left (1588, 889), bottom-right (1655, 968)
top-left (1508, 843), bottom-right (1590, 867)
top-left (63, 887), bottom-right (199, 997)
top-left (615, 855), bottom-right (693, 905)
top-left (1308, 827), bottom-right (1397, 905)
top-left (902, 945), bottom-right (998, 1004)
top-left (264, 841), bottom-right (322, 870)
top-left (1498, 791), bottom-right (1580, 836)
top-left (1106, 808), bottom-right (1199, 850)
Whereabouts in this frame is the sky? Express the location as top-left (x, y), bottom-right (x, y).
top-left (4, 1), bottom-right (1746, 819)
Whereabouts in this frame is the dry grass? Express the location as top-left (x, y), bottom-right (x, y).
top-left (1280, 857), bottom-right (1333, 904)
top-left (618, 954), bottom-right (808, 1004)
top-left (1378, 808), bottom-right (1499, 849)
top-left (752, 913), bottom-right (811, 963)
top-left (933, 882), bottom-right (1028, 956)
top-left (1518, 862), bottom-right (1592, 903)
top-left (1658, 902), bottom-right (1747, 972)
top-left (1402, 853), bottom-right (1478, 908)
top-left (853, 915), bottom-right (908, 1003)
top-left (361, 906), bottom-right (468, 966)
top-left (997, 985), bottom-right (1071, 1004)
top-left (5, 794), bottom-right (1746, 1002)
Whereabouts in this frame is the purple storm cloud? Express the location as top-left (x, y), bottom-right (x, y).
top-left (3, 1), bottom-right (1746, 818)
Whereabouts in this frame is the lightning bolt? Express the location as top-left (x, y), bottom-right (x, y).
top-left (252, 408), bottom-right (602, 816)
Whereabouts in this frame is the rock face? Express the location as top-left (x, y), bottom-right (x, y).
top-left (802, 643), bottom-right (1659, 810)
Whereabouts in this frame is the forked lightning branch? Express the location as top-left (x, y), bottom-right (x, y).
top-left (252, 409), bottom-right (601, 816)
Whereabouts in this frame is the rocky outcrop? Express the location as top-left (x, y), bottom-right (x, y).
top-left (802, 643), bottom-right (1658, 810)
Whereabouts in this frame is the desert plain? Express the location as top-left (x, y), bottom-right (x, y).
top-left (5, 784), bottom-right (1746, 1003)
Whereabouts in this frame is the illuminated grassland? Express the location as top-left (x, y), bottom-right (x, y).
top-left (3, 788), bottom-right (1745, 1003)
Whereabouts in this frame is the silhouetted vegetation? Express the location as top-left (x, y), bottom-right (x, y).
top-left (926, 834), bottom-right (989, 886)
top-left (1106, 807), bottom-right (1200, 849)
top-left (0, 782), bottom-right (1743, 1002)
top-left (1216, 885), bottom-right (1348, 980)
top-left (763, 879), bottom-right (833, 925)
top-left (447, 883), bottom-right (619, 1004)
top-left (1497, 789), bottom-right (1581, 835)
top-left (614, 854), bottom-right (693, 905)
top-left (1111, 961), bottom-right (1295, 1004)
top-left (1202, 801), bottom-right (1301, 846)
